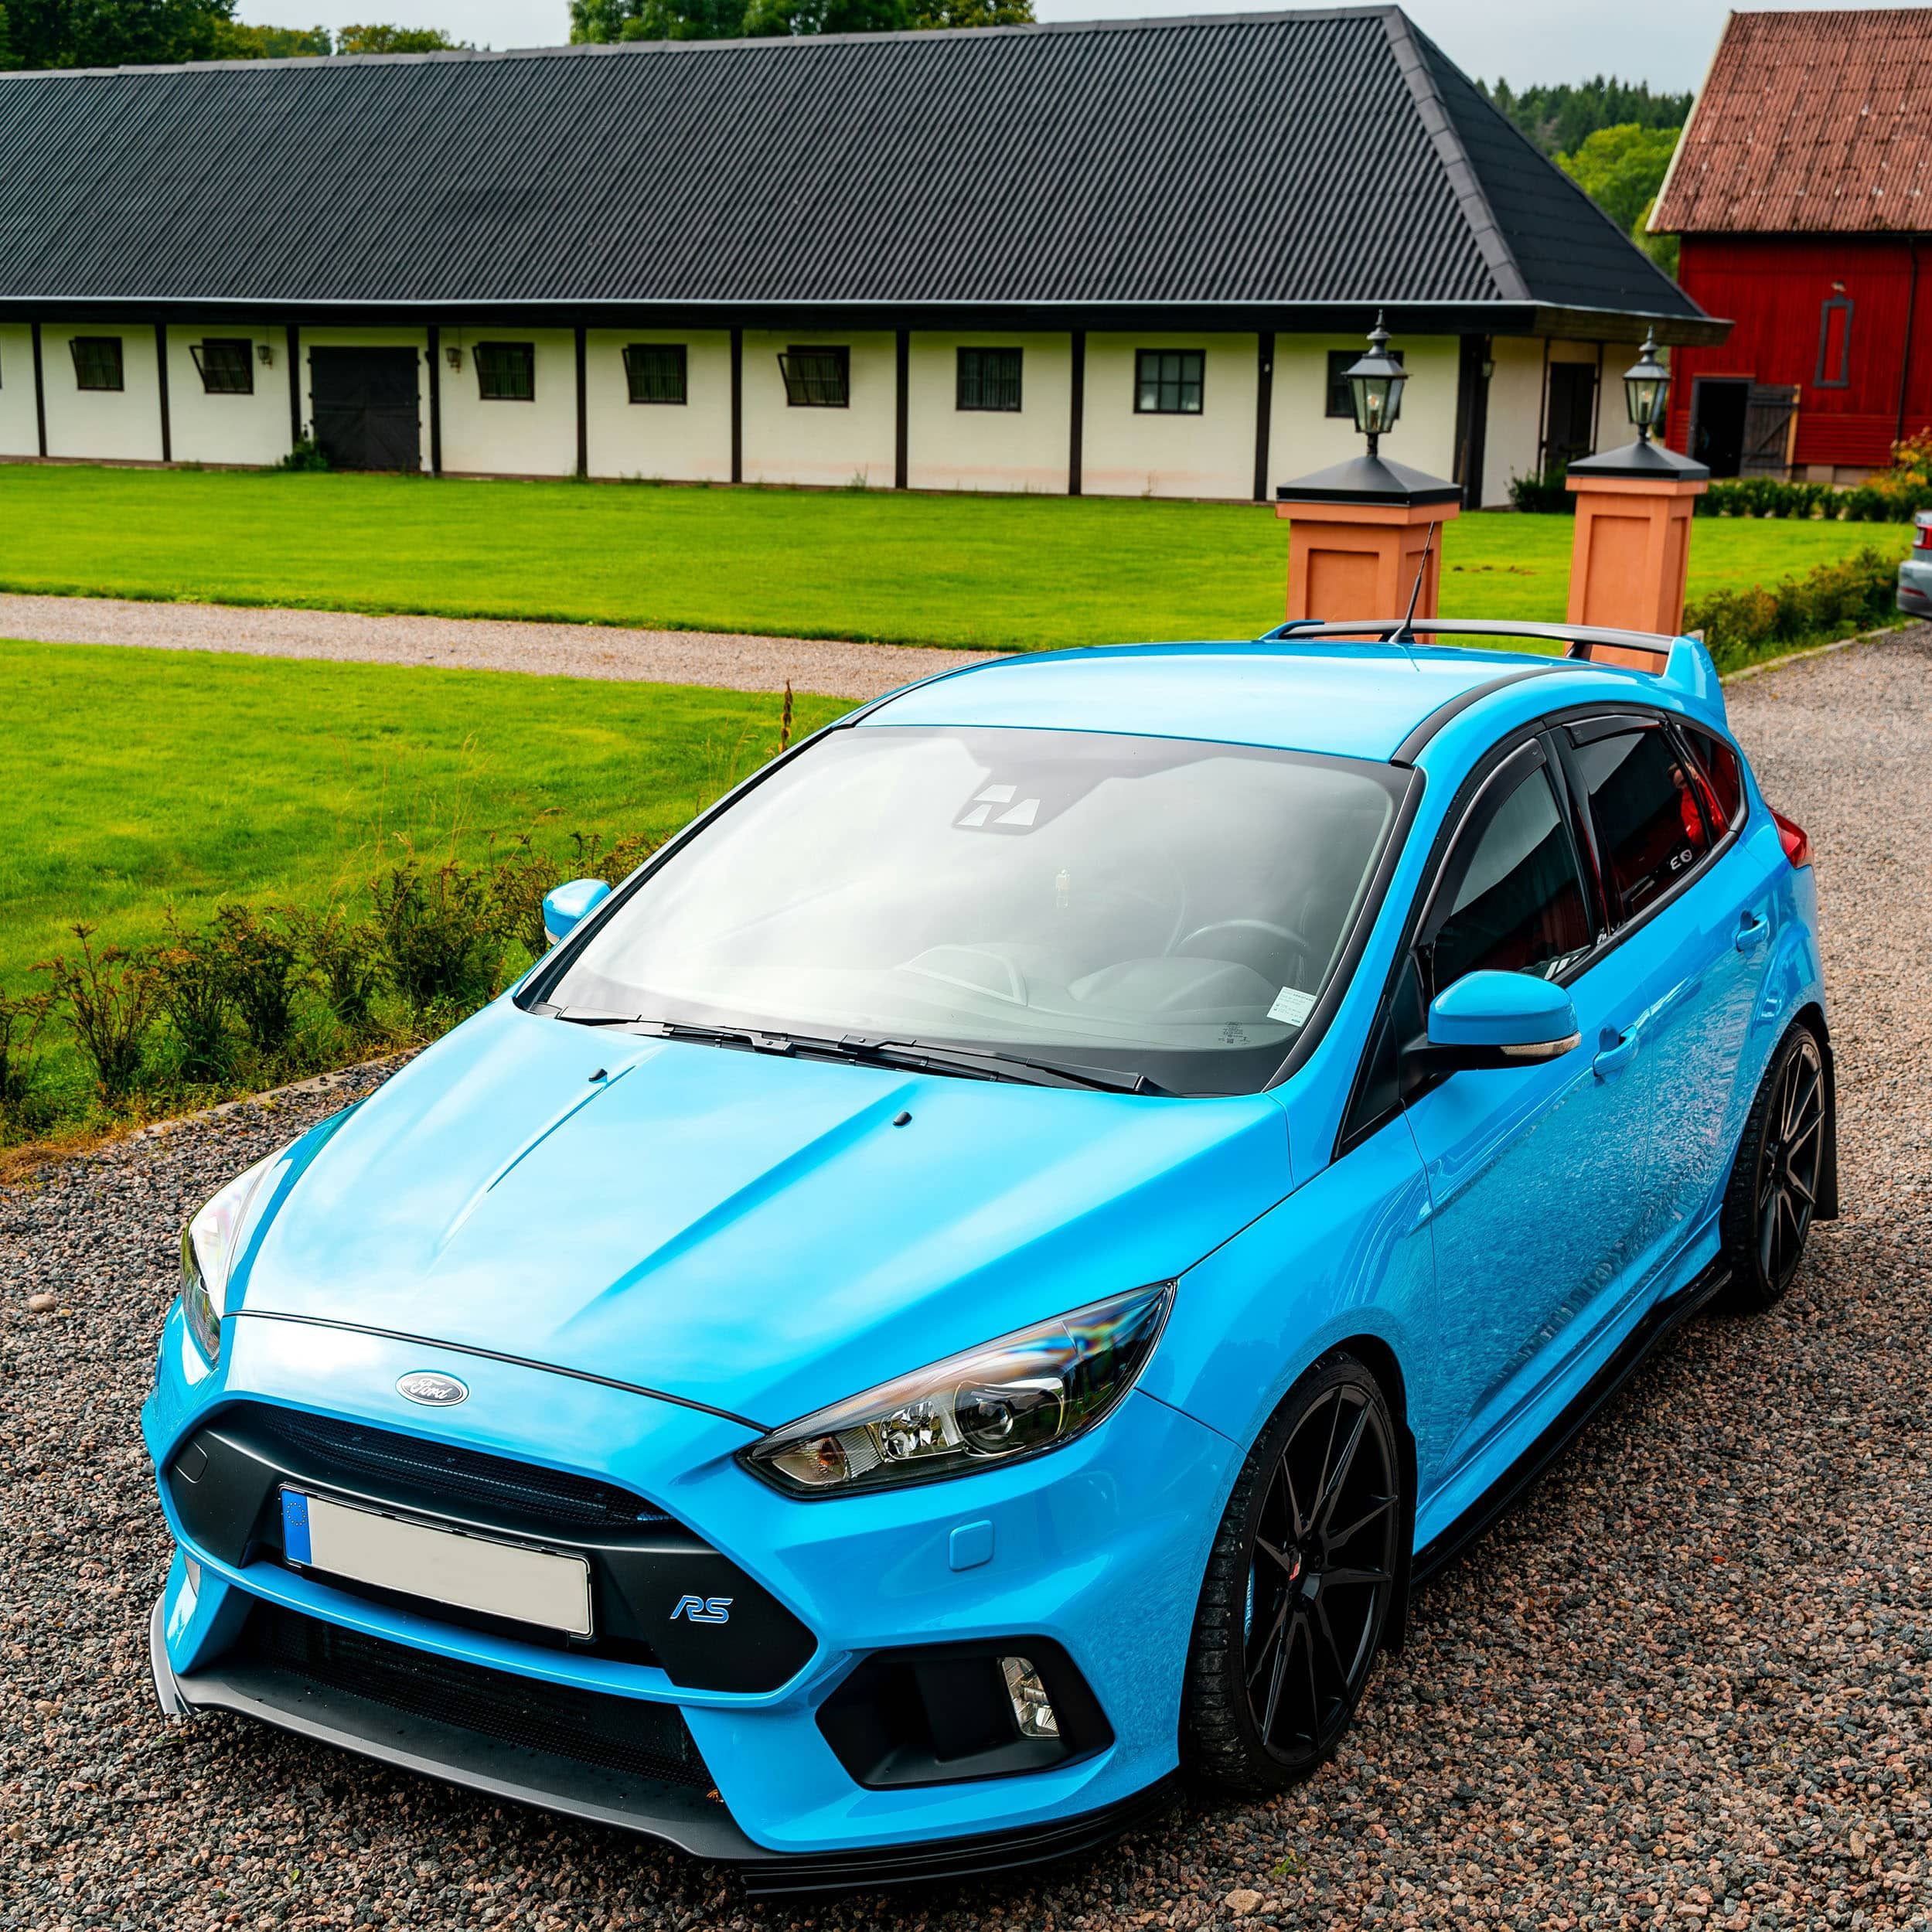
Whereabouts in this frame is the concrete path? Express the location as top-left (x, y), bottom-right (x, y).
top-left (0, 591), bottom-right (1007, 699)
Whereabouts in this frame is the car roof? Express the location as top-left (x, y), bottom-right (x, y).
top-left (861, 640), bottom-right (1584, 763)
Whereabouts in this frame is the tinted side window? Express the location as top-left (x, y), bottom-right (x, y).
top-left (1571, 727), bottom-right (1712, 922)
top-left (1681, 726), bottom-right (1745, 830)
top-left (1425, 762), bottom-right (1593, 994)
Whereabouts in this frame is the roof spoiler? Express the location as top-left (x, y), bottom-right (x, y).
top-left (1258, 619), bottom-right (1726, 725)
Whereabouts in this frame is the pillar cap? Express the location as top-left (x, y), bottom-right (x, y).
top-left (1566, 438), bottom-right (1710, 484)
top-left (1275, 452), bottom-right (1463, 509)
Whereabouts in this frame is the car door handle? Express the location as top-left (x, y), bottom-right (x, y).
top-left (1593, 1029), bottom-right (1640, 1080)
top-left (1734, 912), bottom-right (1770, 955)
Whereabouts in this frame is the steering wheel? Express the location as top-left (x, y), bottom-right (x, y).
top-left (1174, 918), bottom-right (1314, 976)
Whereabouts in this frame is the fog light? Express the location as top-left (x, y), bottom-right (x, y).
top-left (1000, 1655), bottom-right (1058, 1738)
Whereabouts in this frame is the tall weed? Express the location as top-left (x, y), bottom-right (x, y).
top-left (36, 925), bottom-right (155, 1104)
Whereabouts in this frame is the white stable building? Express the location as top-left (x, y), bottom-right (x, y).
top-left (0, 7), bottom-right (1722, 504)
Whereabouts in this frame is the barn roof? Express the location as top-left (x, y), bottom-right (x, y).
top-left (1652, 7), bottom-right (1932, 237)
top-left (0, 5), bottom-right (1716, 338)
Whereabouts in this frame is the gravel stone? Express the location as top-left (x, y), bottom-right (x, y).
top-left (3, 630), bottom-right (1928, 1929)
top-left (0, 592), bottom-right (1007, 700)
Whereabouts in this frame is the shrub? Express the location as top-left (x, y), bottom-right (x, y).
top-left (1684, 546), bottom-right (1897, 673)
top-left (1508, 469), bottom-right (1574, 514)
top-left (213, 905), bottom-right (305, 1055)
top-left (291, 905), bottom-right (383, 1036)
top-left (278, 433), bottom-right (331, 473)
top-left (489, 836), bottom-right (569, 964)
top-left (152, 911), bottom-right (234, 1082)
top-left (0, 990), bottom-right (53, 1121)
top-left (369, 859), bottom-right (503, 1019)
top-left (36, 925), bottom-right (156, 1104)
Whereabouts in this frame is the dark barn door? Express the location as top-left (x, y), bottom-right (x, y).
top-left (309, 347), bottom-right (421, 472)
top-left (1690, 378), bottom-right (1750, 478)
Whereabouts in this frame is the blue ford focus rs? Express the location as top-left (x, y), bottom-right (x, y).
top-left (144, 619), bottom-right (1834, 1893)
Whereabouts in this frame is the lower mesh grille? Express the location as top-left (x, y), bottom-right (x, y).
top-left (227, 1402), bottom-right (670, 1532)
top-left (242, 1604), bottom-right (712, 1790)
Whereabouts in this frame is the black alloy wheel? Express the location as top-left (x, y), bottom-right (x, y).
top-left (1181, 1354), bottom-right (1402, 1791)
top-left (1722, 1024), bottom-right (1828, 1309)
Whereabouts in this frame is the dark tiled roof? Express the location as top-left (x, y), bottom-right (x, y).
top-left (0, 6), bottom-right (1708, 326)
top-left (1652, 8), bottom-right (1932, 237)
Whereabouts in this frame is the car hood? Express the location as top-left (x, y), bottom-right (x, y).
top-left (238, 1001), bottom-right (1292, 1429)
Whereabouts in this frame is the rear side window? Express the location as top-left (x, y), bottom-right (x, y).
top-left (1569, 727), bottom-right (1712, 922)
top-left (1680, 726), bottom-right (1746, 831)
top-left (1423, 761), bottom-right (1594, 994)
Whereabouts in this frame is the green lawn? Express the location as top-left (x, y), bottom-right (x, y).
top-left (0, 638), bottom-right (847, 1017)
top-left (0, 465), bottom-right (1907, 653)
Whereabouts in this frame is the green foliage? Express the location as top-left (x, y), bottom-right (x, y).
top-left (277, 433), bottom-right (331, 472)
top-left (0, 0), bottom-right (238, 68)
top-left (1508, 469), bottom-right (1573, 515)
top-left (1477, 73), bottom-right (1692, 158)
top-left (0, 5), bottom-right (14, 64)
top-left (571, 0), bottom-right (1027, 37)
top-left (1684, 548), bottom-right (1898, 674)
top-left (1558, 124), bottom-right (1678, 234)
top-left (213, 903), bottom-right (304, 1053)
top-left (36, 925), bottom-right (155, 1104)
top-left (0, 988), bottom-right (52, 1122)
top-left (216, 19), bottom-right (329, 54)
top-left (290, 905), bottom-right (382, 1036)
top-left (368, 857), bottom-right (503, 1020)
top-left (335, 21), bottom-right (470, 51)
top-left (153, 910), bottom-right (233, 1082)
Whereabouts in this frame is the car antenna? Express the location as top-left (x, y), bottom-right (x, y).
top-left (1391, 521), bottom-right (1438, 646)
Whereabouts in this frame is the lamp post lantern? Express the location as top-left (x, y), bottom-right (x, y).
top-left (1622, 329), bottom-right (1671, 445)
top-left (1343, 312), bottom-right (1409, 458)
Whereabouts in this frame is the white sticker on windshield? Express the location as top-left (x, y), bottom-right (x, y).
top-left (1268, 986), bottom-right (1316, 1027)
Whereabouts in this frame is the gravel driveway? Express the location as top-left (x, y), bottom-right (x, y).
top-left (0, 593), bottom-right (1007, 700)
top-left (5, 632), bottom-right (1929, 1930)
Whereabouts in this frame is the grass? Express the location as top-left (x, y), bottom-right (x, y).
top-left (0, 638), bottom-right (849, 1106)
top-left (0, 465), bottom-right (1910, 654)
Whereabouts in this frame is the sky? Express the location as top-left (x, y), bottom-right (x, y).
top-left (244, 0), bottom-right (1919, 91)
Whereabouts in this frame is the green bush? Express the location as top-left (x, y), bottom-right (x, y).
top-left (291, 905), bottom-right (383, 1038)
top-left (36, 925), bottom-right (156, 1105)
top-left (277, 434), bottom-right (331, 474)
top-left (1684, 546), bottom-right (1898, 673)
top-left (0, 990), bottom-right (53, 1123)
top-left (152, 911), bottom-right (234, 1082)
top-left (213, 905), bottom-right (305, 1055)
top-left (369, 858), bottom-right (504, 1021)
top-left (1697, 476), bottom-right (1932, 523)
top-left (1508, 469), bottom-right (1574, 515)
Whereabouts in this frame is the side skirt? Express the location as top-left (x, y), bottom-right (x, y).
top-left (1411, 1259), bottom-right (1729, 1584)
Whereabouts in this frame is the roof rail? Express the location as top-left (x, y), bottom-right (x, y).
top-left (1256, 618), bottom-right (1726, 721)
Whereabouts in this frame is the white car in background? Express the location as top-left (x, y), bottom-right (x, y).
top-left (1899, 512), bottom-right (1932, 618)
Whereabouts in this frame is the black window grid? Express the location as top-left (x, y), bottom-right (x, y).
top-left (623, 342), bottom-right (687, 406)
top-left (70, 336), bottom-right (124, 392)
top-left (779, 346), bottom-right (850, 409)
top-left (475, 341), bottom-right (536, 402)
top-left (192, 338), bottom-right (255, 395)
top-left (1135, 349), bottom-right (1205, 415)
top-left (956, 346), bottom-right (1023, 412)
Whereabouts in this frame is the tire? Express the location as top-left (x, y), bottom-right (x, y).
top-left (1719, 1023), bottom-right (1828, 1310)
top-left (1180, 1352), bottom-right (1401, 1793)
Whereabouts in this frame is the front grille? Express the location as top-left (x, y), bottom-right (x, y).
top-left (229, 1403), bottom-right (670, 1532)
top-left (242, 1603), bottom-right (712, 1790)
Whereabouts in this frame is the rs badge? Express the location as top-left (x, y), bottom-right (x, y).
top-left (670, 1594), bottom-right (733, 1624)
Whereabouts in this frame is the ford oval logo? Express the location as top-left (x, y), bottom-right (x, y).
top-left (397, 1371), bottom-right (469, 1407)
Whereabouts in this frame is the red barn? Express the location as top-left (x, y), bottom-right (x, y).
top-left (1652, 7), bottom-right (1932, 482)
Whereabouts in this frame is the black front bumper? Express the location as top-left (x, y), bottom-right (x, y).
top-left (149, 1598), bottom-right (1178, 1896)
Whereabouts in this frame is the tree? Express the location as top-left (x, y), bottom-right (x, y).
top-left (1, 0), bottom-right (239, 69)
top-left (217, 19), bottom-right (329, 55)
top-left (571, 0), bottom-right (1029, 40)
top-left (1558, 123), bottom-right (1679, 233)
top-left (571, 0), bottom-right (744, 39)
top-left (334, 22), bottom-right (470, 52)
top-left (1477, 74), bottom-right (1691, 159)
top-left (741, 0), bottom-right (910, 33)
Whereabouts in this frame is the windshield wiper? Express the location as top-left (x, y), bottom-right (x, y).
top-left (608, 1019), bottom-right (1170, 1095)
top-left (550, 1005), bottom-right (646, 1026)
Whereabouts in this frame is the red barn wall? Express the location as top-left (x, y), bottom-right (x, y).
top-left (1667, 233), bottom-right (1932, 475)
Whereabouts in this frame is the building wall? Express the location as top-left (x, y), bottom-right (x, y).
top-left (1264, 333), bottom-right (1463, 496)
top-left (298, 325), bottom-right (431, 472)
top-left (440, 325), bottom-right (577, 477)
top-left (168, 322), bottom-right (291, 467)
top-left (741, 328), bottom-right (896, 488)
top-left (41, 321), bottom-right (164, 462)
top-left (907, 332), bottom-right (1071, 493)
top-left (1667, 233), bottom-right (1931, 476)
top-left (586, 327), bottom-right (732, 482)
top-left (0, 324), bottom-right (37, 455)
top-left (1080, 332), bottom-right (1257, 499)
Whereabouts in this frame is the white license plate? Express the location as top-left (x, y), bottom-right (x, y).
top-left (281, 1488), bottom-right (592, 1637)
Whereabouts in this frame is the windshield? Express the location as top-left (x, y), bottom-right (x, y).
top-left (542, 725), bottom-right (1406, 1095)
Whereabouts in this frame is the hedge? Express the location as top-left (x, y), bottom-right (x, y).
top-left (1682, 546), bottom-right (1900, 673)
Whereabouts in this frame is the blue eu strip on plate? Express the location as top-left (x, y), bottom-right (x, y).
top-left (281, 1488), bottom-right (312, 1566)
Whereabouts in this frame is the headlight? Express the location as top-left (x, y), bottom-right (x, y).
top-left (742, 1282), bottom-right (1174, 1498)
top-left (179, 1147), bottom-right (288, 1365)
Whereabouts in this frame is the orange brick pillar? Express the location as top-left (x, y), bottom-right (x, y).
top-left (1273, 457), bottom-right (1463, 623)
top-left (1563, 441), bottom-right (1709, 637)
